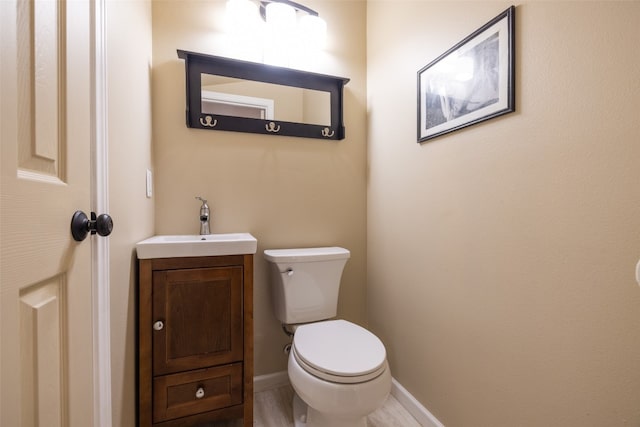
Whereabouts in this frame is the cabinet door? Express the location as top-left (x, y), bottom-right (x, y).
top-left (153, 267), bottom-right (243, 375)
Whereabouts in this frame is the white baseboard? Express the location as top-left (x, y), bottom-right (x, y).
top-left (254, 371), bottom-right (444, 427)
top-left (254, 370), bottom-right (290, 393)
top-left (391, 378), bottom-right (445, 427)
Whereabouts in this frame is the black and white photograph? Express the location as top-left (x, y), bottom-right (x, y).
top-left (418, 6), bottom-right (515, 142)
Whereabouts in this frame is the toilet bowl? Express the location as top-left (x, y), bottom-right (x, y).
top-left (263, 247), bottom-right (392, 427)
top-left (287, 319), bottom-right (391, 427)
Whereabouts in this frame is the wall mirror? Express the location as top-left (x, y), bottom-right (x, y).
top-left (178, 50), bottom-right (350, 140)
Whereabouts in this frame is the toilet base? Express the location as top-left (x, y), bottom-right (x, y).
top-left (288, 350), bottom-right (390, 427)
top-left (293, 392), bottom-right (308, 427)
top-left (292, 392), bottom-right (368, 427)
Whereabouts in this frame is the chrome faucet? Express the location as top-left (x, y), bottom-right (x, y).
top-left (195, 196), bottom-right (210, 235)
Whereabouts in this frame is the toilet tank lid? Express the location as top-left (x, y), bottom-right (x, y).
top-left (264, 247), bottom-right (350, 263)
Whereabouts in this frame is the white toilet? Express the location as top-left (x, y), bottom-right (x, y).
top-left (264, 247), bottom-right (392, 427)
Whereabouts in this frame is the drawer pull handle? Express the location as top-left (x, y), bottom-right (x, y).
top-left (153, 321), bottom-right (164, 331)
top-left (195, 387), bottom-right (205, 399)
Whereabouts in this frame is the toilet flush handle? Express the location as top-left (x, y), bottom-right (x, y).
top-left (281, 268), bottom-right (294, 277)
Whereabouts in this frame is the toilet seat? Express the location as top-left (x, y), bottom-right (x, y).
top-left (292, 320), bottom-right (387, 384)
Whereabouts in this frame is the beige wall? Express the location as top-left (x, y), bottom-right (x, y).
top-left (151, 0), bottom-right (368, 376)
top-left (367, 1), bottom-right (640, 426)
top-left (107, 1), bottom-right (154, 426)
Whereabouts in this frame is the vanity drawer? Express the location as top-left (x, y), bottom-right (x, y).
top-left (153, 363), bottom-right (243, 423)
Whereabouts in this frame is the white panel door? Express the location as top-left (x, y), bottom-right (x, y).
top-left (1, 0), bottom-right (95, 425)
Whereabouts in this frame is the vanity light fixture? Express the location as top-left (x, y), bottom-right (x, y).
top-left (226, 0), bottom-right (327, 66)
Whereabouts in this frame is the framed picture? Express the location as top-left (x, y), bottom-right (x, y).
top-left (418, 6), bottom-right (515, 143)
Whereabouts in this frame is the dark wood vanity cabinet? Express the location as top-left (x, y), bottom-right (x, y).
top-left (138, 255), bottom-right (253, 426)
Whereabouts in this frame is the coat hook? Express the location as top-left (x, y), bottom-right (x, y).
top-left (321, 127), bottom-right (334, 138)
top-left (266, 121), bottom-right (281, 133)
top-left (200, 115), bottom-right (217, 127)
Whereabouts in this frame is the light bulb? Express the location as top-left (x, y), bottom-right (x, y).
top-left (265, 2), bottom-right (296, 29)
top-left (264, 2), bottom-right (297, 66)
top-left (299, 14), bottom-right (326, 49)
top-left (225, 0), bottom-right (263, 61)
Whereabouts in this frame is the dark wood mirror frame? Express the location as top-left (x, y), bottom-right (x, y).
top-left (177, 50), bottom-right (350, 140)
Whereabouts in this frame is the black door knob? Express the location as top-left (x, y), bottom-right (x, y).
top-left (71, 211), bottom-right (114, 242)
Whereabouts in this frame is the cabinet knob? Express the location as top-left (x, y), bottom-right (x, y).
top-left (195, 387), bottom-right (205, 399)
top-left (153, 321), bottom-right (164, 331)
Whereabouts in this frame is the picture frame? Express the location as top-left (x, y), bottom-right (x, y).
top-left (417, 6), bottom-right (515, 143)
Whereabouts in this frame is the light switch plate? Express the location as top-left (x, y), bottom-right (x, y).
top-left (146, 169), bottom-right (153, 198)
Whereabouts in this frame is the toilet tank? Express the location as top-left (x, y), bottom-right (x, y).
top-left (263, 247), bottom-right (350, 325)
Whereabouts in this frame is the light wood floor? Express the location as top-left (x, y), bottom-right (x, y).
top-left (206, 384), bottom-right (421, 426)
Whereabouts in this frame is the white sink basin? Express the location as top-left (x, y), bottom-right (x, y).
top-left (136, 233), bottom-right (257, 259)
